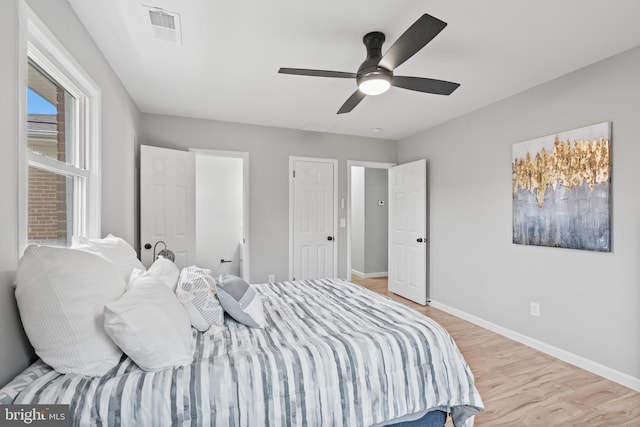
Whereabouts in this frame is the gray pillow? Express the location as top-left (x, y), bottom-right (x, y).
top-left (216, 275), bottom-right (265, 328)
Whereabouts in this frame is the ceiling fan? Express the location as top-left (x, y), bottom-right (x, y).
top-left (278, 13), bottom-right (460, 114)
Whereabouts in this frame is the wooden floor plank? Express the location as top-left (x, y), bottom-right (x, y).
top-left (350, 275), bottom-right (640, 426)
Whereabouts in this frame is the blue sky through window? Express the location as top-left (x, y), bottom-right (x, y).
top-left (28, 88), bottom-right (56, 114)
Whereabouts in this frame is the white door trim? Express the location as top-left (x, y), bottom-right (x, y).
top-left (346, 160), bottom-right (396, 281)
top-left (189, 148), bottom-right (250, 282)
top-left (289, 156), bottom-right (339, 281)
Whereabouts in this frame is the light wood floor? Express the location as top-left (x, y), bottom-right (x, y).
top-left (351, 275), bottom-right (640, 426)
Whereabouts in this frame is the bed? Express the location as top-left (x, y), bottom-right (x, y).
top-left (1, 275), bottom-right (482, 426)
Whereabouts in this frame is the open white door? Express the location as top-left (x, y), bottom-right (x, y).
top-left (290, 157), bottom-right (337, 280)
top-left (388, 159), bottom-right (427, 304)
top-left (140, 145), bottom-right (195, 269)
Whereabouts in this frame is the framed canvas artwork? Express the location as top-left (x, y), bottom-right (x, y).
top-left (512, 122), bottom-right (611, 252)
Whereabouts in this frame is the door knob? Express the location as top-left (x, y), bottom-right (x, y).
top-left (327, 236), bottom-right (334, 241)
top-left (144, 243), bottom-right (152, 250)
top-left (417, 238), bottom-right (424, 243)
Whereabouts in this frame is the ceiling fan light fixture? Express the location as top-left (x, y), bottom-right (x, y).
top-left (279, 13), bottom-right (458, 113)
top-left (357, 71), bottom-right (392, 96)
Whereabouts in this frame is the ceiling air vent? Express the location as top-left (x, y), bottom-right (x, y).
top-left (143, 6), bottom-right (182, 45)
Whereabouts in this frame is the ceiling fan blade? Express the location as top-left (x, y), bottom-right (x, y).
top-left (378, 14), bottom-right (447, 71)
top-left (278, 68), bottom-right (356, 79)
top-left (337, 90), bottom-right (366, 114)
top-left (392, 76), bottom-right (460, 95)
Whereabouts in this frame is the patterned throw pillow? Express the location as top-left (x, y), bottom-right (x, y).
top-left (176, 266), bottom-right (224, 332)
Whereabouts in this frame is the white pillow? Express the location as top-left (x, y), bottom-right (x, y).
top-left (71, 234), bottom-right (145, 282)
top-left (176, 266), bottom-right (224, 331)
top-left (176, 293), bottom-right (211, 332)
top-left (128, 257), bottom-right (179, 291)
top-left (216, 274), bottom-right (265, 328)
top-left (104, 277), bottom-right (194, 371)
top-left (15, 245), bottom-right (125, 376)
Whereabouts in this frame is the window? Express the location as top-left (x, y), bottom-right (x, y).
top-left (21, 6), bottom-right (101, 250)
top-left (27, 61), bottom-right (78, 246)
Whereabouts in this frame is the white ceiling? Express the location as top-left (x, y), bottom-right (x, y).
top-left (68, 0), bottom-right (640, 141)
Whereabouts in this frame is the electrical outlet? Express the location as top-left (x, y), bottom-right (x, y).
top-left (268, 274), bottom-right (275, 283)
top-left (530, 302), bottom-right (541, 317)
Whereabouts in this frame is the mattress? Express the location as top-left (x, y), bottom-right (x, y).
top-left (0, 278), bottom-right (483, 426)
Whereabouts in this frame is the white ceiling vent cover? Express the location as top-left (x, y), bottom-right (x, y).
top-left (143, 6), bottom-right (182, 45)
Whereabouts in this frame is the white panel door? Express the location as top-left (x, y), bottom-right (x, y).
top-left (388, 159), bottom-right (427, 304)
top-left (291, 159), bottom-right (336, 280)
top-left (140, 145), bottom-right (195, 269)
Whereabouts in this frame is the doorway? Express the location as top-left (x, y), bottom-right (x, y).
top-left (191, 149), bottom-right (249, 280)
top-left (346, 161), bottom-right (395, 281)
top-left (140, 146), bottom-right (250, 281)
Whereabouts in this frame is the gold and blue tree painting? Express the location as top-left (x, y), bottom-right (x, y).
top-left (512, 122), bottom-right (611, 251)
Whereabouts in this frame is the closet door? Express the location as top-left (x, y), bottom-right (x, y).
top-left (290, 157), bottom-right (338, 280)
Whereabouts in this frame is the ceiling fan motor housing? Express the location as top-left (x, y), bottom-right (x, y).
top-left (357, 31), bottom-right (393, 79)
top-left (356, 31), bottom-right (393, 93)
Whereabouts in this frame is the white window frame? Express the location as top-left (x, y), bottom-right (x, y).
top-left (18, 3), bottom-right (101, 253)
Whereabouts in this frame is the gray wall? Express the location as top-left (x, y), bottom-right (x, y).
top-left (0, 0), bottom-right (141, 385)
top-left (141, 114), bottom-right (397, 283)
top-left (364, 168), bottom-right (388, 274)
top-left (397, 46), bottom-right (640, 380)
top-left (0, 0), bottom-right (29, 387)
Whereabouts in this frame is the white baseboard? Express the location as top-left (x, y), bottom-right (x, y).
top-left (429, 300), bottom-right (640, 392)
top-left (351, 269), bottom-right (388, 279)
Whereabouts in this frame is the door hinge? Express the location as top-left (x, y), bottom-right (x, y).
top-left (293, 170), bottom-right (295, 178)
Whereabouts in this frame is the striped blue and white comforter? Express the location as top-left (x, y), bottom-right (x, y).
top-left (0, 278), bottom-right (483, 426)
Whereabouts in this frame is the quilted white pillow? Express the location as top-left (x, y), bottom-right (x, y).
top-left (15, 245), bottom-right (125, 376)
top-left (104, 278), bottom-right (194, 371)
top-left (71, 234), bottom-right (145, 282)
top-left (176, 266), bottom-right (224, 332)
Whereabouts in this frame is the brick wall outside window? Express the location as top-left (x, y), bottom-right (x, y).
top-left (27, 168), bottom-right (67, 241)
top-left (27, 86), bottom-right (68, 243)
